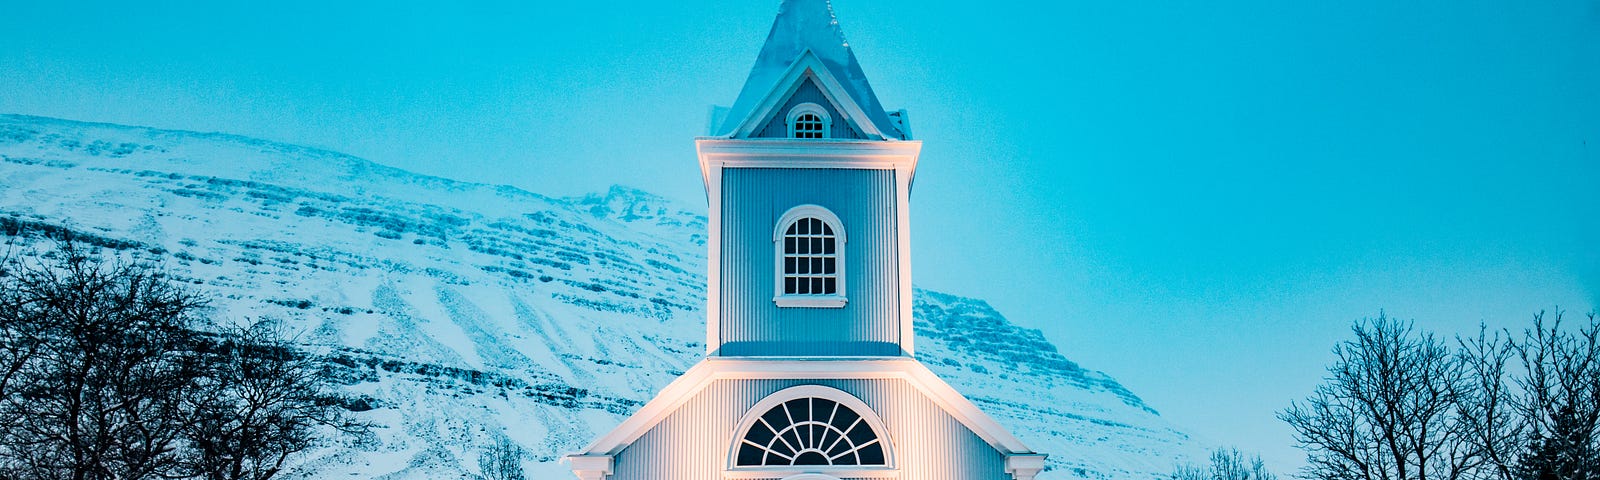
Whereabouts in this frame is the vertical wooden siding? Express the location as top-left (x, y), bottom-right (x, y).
top-left (719, 168), bottom-right (900, 356)
top-left (610, 379), bottom-right (1009, 480)
top-left (752, 78), bottom-right (867, 139)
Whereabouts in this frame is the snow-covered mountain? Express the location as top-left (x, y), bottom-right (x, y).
top-left (0, 114), bottom-right (1206, 479)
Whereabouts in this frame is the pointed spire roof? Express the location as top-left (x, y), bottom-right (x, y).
top-left (716, 0), bottom-right (902, 139)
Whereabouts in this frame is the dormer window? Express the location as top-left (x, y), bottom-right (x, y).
top-left (774, 205), bottom-right (845, 308)
top-left (786, 103), bottom-right (831, 139)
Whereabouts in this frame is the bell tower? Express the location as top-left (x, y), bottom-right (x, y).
top-left (568, 2), bottom-right (1046, 479)
top-left (697, 0), bottom-right (921, 357)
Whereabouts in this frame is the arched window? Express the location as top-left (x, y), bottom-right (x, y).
top-left (729, 386), bottom-right (894, 473)
top-left (773, 205), bottom-right (845, 308)
top-left (787, 103), bottom-right (831, 139)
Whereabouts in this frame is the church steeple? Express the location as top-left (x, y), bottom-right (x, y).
top-left (715, 0), bottom-right (907, 140)
top-left (568, 3), bottom-right (1045, 480)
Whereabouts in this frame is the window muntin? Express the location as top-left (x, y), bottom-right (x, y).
top-left (785, 103), bottom-right (831, 139)
top-left (734, 397), bottom-right (887, 467)
top-left (773, 205), bottom-right (845, 308)
top-left (782, 217), bottom-right (838, 296)
top-left (792, 113), bottom-right (825, 139)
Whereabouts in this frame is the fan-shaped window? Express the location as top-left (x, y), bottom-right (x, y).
top-left (773, 205), bottom-right (845, 308)
top-left (736, 397), bottom-right (886, 466)
top-left (729, 386), bottom-right (894, 473)
top-left (787, 103), bottom-right (831, 139)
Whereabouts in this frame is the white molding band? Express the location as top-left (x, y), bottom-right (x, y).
top-left (574, 357), bottom-right (1036, 457)
top-left (731, 468), bottom-right (896, 479)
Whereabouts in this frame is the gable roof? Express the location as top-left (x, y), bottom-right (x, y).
top-left (572, 357), bottom-right (1036, 457)
top-left (715, 0), bottom-right (904, 140)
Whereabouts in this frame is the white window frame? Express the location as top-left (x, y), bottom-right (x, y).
top-left (786, 103), bottom-right (832, 139)
top-left (773, 205), bottom-right (846, 308)
top-left (724, 385), bottom-right (897, 479)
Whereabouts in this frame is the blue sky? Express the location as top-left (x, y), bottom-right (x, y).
top-left (3, 0), bottom-right (1597, 471)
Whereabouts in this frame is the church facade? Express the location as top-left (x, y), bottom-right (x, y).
top-left (566, 2), bottom-right (1046, 479)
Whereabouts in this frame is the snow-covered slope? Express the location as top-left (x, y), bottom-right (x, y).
top-left (0, 114), bottom-right (1205, 479)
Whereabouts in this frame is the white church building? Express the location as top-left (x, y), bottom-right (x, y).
top-left (566, 1), bottom-right (1047, 479)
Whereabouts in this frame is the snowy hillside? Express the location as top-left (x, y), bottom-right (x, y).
top-left (0, 114), bottom-right (1206, 479)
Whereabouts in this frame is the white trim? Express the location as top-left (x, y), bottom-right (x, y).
top-left (697, 139), bottom-right (922, 173)
top-left (704, 158), bottom-right (724, 354)
top-left (565, 454), bottom-right (614, 480)
top-left (774, 295), bottom-right (847, 308)
top-left (772, 205), bottom-right (847, 243)
top-left (773, 205), bottom-right (846, 307)
top-left (574, 357), bottom-right (1037, 457)
top-left (894, 163), bottom-right (915, 355)
top-left (786, 103), bottom-right (832, 139)
top-left (1005, 454), bottom-right (1048, 480)
top-left (725, 50), bottom-right (888, 140)
top-left (729, 468), bottom-right (895, 479)
top-left (725, 386), bottom-right (897, 474)
top-left (772, 474), bottom-right (859, 480)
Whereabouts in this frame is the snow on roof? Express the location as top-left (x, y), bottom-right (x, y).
top-left (716, 0), bottom-right (903, 139)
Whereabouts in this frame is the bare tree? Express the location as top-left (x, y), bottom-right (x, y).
top-left (1455, 325), bottom-right (1523, 480)
top-left (0, 239), bottom-right (361, 480)
top-left (1505, 312), bottom-right (1600, 480)
top-left (1171, 447), bottom-right (1278, 480)
top-left (1279, 315), bottom-right (1482, 480)
top-left (477, 437), bottom-right (527, 480)
top-left (0, 240), bottom-right (209, 480)
top-left (179, 320), bottom-right (359, 480)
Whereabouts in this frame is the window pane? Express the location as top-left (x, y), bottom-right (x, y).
top-left (744, 421), bottom-right (776, 446)
top-left (798, 238), bottom-right (809, 254)
top-left (810, 218), bottom-right (821, 233)
top-left (798, 278), bottom-right (810, 294)
top-left (786, 277), bottom-right (797, 294)
top-left (785, 237), bottom-right (796, 254)
top-left (797, 219), bottom-right (808, 235)
top-left (823, 257), bottom-right (835, 274)
top-left (786, 223), bottom-right (797, 235)
top-left (811, 257), bottom-right (822, 275)
top-left (737, 443), bottom-right (766, 466)
top-left (846, 421), bottom-right (876, 445)
top-left (824, 277), bottom-right (836, 294)
top-left (811, 278), bottom-right (823, 294)
top-left (823, 224), bottom-right (833, 235)
top-left (857, 442), bottom-right (885, 465)
top-left (809, 237), bottom-right (821, 253)
top-left (785, 257), bottom-right (796, 274)
top-left (786, 399), bottom-right (810, 421)
top-left (826, 435), bottom-right (852, 458)
top-left (830, 405), bottom-right (860, 430)
top-left (823, 238), bottom-right (834, 254)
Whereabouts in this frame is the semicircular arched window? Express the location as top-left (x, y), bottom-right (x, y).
top-left (730, 386), bottom-right (893, 471)
top-left (787, 103), bottom-right (832, 139)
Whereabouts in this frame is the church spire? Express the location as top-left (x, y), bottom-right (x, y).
top-left (716, 0), bottom-right (904, 139)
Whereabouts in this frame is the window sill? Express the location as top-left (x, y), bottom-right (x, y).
top-left (773, 295), bottom-right (847, 308)
top-left (724, 467), bottom-right (896, 479)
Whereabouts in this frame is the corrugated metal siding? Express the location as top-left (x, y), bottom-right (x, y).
top-left (610, 379), bottom-right (1009, 480)
top-left (752, 78), bottom-right (867, 139)
top-left (719, 168), bottom-right (900, 357)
